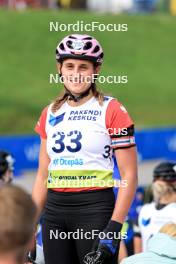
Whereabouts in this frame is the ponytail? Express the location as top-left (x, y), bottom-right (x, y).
top-left (51, 91), bottom-right (69, 113)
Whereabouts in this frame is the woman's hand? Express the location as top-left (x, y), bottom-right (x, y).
top-left (83, 220), bottom-right (122, 264)
top-left (25, 227), bottom-right (37, 264)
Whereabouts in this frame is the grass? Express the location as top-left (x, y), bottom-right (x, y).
top-left (0, 9), bottom-right (176, 134)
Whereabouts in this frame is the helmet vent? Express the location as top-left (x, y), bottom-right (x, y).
top-left (99, 52), bottom-right (104, 58)
top-left (66, 40), bottom-right (73, 49)
top-left (59, 43), bottom-right (65, 51)
top-left (69, 35), bottom-right (77, 39)
top-left (83, 37), bottom-right (92, 40)
top-left (92, 45), bottom-right (100, 53)
top-left (83, 41), bottom-right (92, 50)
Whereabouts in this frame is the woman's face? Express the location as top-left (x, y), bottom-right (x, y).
top-left (57, 59), bottom-right (100, 95)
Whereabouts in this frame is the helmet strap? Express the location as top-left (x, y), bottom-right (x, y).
top-left (64, 85), bottom-right (92, 102)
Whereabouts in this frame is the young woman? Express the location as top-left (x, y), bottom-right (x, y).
top-left (32, 34), bottom-right (138, 264)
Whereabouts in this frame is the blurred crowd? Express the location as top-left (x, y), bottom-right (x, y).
top-left (0, 0), bottom-right (174, 14)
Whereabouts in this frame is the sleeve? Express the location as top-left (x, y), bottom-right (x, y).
top-left (34, 106), bottom-right (48, 139)
top-left (106, 99), bottom-right (136, 149)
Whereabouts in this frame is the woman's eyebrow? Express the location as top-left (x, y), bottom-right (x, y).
top-left (65, 63), bottom-right (74, 66)
top-left (79, 63), bottom-right (89, 67)
top-left (64, 63), bottom-right (89, 67)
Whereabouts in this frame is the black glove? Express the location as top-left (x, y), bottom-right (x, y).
top-left (83, 250), bottom-right (107, 264)
top-left (83, 220), bottom-right (122, 264)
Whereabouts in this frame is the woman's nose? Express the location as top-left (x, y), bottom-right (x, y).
top-left (72, 67), bottom-right (79, 76)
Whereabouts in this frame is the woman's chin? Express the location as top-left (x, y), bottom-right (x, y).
top-left (67, 85), bottom-right (87, 94)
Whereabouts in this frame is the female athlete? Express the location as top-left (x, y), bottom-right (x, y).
top-left (32, 34), bottom-right (138, 264)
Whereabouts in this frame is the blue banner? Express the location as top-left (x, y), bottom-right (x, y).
top-left (0, 127), bottom-right (176, 175)
top-left (0, 135), bottom-right (40, 176)
top-left (136, 127), bottom-right (176, 161)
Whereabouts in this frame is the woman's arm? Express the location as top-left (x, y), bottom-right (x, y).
top-left (118, 241), bottom-right (128, 262)
top-left (111, 146), bottom-right (138, 223)
top-left (134, 236), bottom-right (142, 253)
top-left (32, 139), bottom-right (50, 221)
top-left (83, 147), bottom-right (138, 264)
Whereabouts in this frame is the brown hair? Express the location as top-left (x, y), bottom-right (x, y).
top-left (51, 83), bottom-right (105, 113)
top-left (0, 184), bottom-right (37, 262)
top-left (152, 181), bottom-right (176, 203)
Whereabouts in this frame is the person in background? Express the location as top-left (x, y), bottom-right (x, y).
top-left (0, 150), bottom-right (43, 264)
top-left (134, 0), bottom-right (157, 13)
top-left (0, 150), bottom-right (15, 184)
top-left (134, 161), bottom-right (176, 252)
top-left (121, 222), bottom-right (176, 264)
top-left (0, 185), bottom-right (36, 264)
top-left (118, 187), bottom-right (145, 262)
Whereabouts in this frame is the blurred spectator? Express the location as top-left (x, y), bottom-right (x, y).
top-left (170, 0), bottom-right (176, 15)
top-left (58, 0), bottom-right (86, 9)
top-left (121, 223), bottom-right (176, 264)
top-left (2, 0), bottom-right (41, 9)
top-left (0, 150), bottom-right (15, 184)
top-left (134, 162), bottom-right (176, 252)
top-left (0, 185), bottom-right (36, 264)
top-left (70, 0), bottom-right (86, 9)
top-left (87, 0), bottom-right (133, 13)
top-left (118, 187), bottom-right (145, 262)
top-left (134, 0), bottom-right (157, 12)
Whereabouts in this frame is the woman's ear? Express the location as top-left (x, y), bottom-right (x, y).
top-left (56, 63), bottom-right (62, 74)
top-left (94, 65), bottom-right (101, 75)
